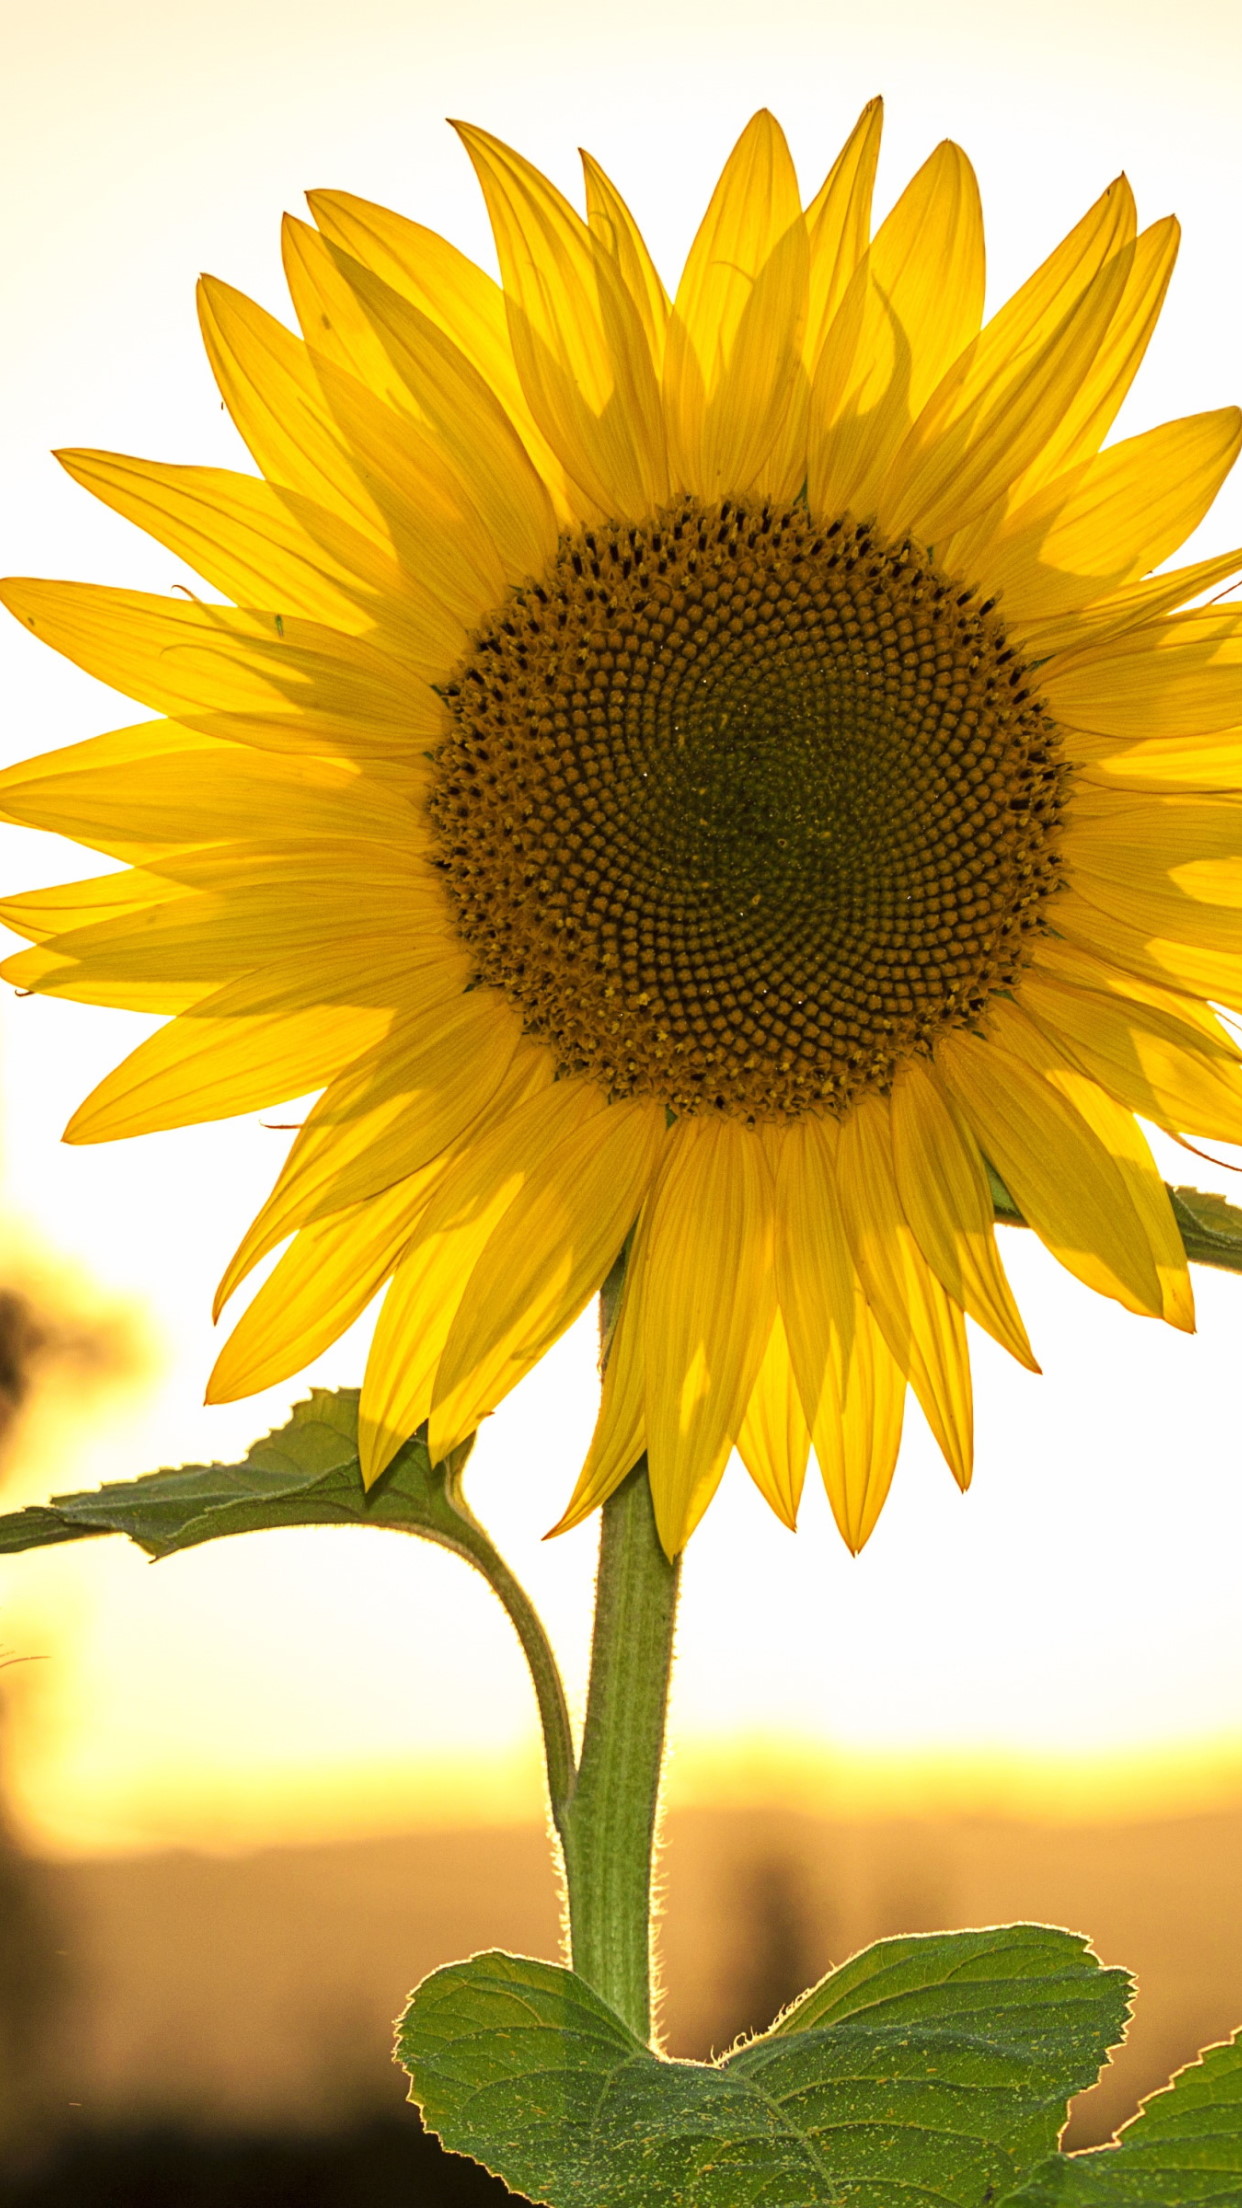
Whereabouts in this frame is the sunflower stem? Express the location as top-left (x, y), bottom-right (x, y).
top-left (559, 1459), bottom-right (680, 2045)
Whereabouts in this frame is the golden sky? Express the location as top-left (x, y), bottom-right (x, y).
top-left (2, 0), bottom-right (1242, 1856)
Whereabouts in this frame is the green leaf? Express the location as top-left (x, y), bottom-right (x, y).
top-left (0, 1386), bottom-right (579, 1813)
top-left (989, 1168), bottom-right (1242, 1277)
top-left (397, 1927), bottom-right (1132, 2208)
top-left (1002, 2033), bottom-right (1242, 2205)
top-left (0, 1389), bottom-right (470, 1560)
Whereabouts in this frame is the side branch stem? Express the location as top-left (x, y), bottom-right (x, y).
top-left (559, 1460), bottom-right (680, 2045)
top-left (434, 1447), bottom-right (577, 1820)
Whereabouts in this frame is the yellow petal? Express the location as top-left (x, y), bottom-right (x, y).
top-left (215, 986), bottom-right (522, 1295)
top-left (0, 864), bottom-right (189, 944)
top-left (1075, 721), bottom-right (1242, 794)
top-left (203, 275), bottom-right (507, 630)
top-left (1030, 932), bottom-right (1237, 1047)
top-left (671, 113), bottom-right (799, 375)
top-left (215, 1036), bottom-right (548, 1319)
top-left (291, 207), bottom-right (552, 582)
top-left (300, 346), bottom-right (511, 628)
top-left (0, 579), bottom-right (431, 760)
top-left (764, 1116), bottom-right (905, 1549)
top-left (128, 834), bottom-right (436, 895)
top-left (1025, 1020), bottom-right (1194, 1331)
top-left (63, 937), bottom-right (460, 1143)
top-left (0, 720), bottom-right (412, 860)
top-left (1, 942), bottom-right (208, 1015)
top-left (314, 239), bottom-right (560, 583)
top-left (808, 141), bottom-right (985, 524)
top-left (942, 215), bottom-right (1179, 576)
top-left (308, 190), bottom-right (509, 373)
top-left (638, 1115), bottom-right (776, 1556)
top-left (888, 1058), bottom-right (1036, 1368)
top-left (552, 1251), bottom-right (649, 1538)
top-left (835, 1094), bottom-right (973, 1488)
top-left (581, 150), bottom-right (670, 369)
top-left (307, 186), bottom-right (591, 525)
top-left (803, 98), bottom-right (883, 371)
top-left (1002, 215), bottom-right (1180, 503)
top-left (884, 235), bottom-right (1133, 544)
top-left (1019, 966), bottom-right (1242, 1145)
top-left (357, 1077), bottom-right (599, 1484)
top-left (664, 110), bottom-right (808, 498)
top-left (979, 410), bottom-right (1242, 623)
top-left (755, 98), bottom-right (883, 504)
top-left (1043, 607), bottom-right (1242, 738)
top-left (197, 275), bottom-right (391, 541)
top-left (1065, 791), bottom-right (1242, 951)
top-left (770, 1113), bottom-right (856, 1414)
top-left (814, 1287), bottom-right (906, 1555)
top-left (974, 174), bottom-right (1135, 359)
top-left (1067, 781), bottom-right (1242, 881)
top-left (207, 1175), bottom-right (431, 1402)
top-left (735, 1310), bottom-right (809, 1530)
top-left (429, 1097), bottom-right (664, 1458)
top-left (727, 207), bottom-right (811, 502)
top-left (1055, 880), bottom-right (1242, 1009)
top-left (56, 449), bottom-right (444, 662)
top-left (1014, 545), bottom-right (1242, 664)
top-left (1, 846), bottom-right (447, 998)
top-left (551, 1149), bottom-right (674, 1539)
top-left (874, 175), bottom-right (1132, 541)
top-left (937, 1001), bottom-right (1186, 1323)
top-left (453, 122), bottom-right (667, 516)
top-left (297, 996), bottom-right (528, 1220)
top-left (282, 212), bottom-right (409, 403)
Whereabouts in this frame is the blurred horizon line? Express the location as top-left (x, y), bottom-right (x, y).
top-left (9, 1727), bottom-right (1242, 1861)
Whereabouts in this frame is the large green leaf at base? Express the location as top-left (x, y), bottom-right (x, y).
top-left (1003, 2033), bottom-right (1242, 2205)
top-left (397, 1927), bottom-right (1131, 2208)
top-left (0, 1389), bottom-right (460, 1559)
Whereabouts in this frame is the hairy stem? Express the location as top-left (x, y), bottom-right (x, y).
top-left (440, 1245), bottom-right (681, 2047)
top-left (559, 1459), bottom-right (680, 2044)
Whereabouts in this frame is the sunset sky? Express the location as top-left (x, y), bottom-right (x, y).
top-left (2, 0), bottom-right (1242, 1858)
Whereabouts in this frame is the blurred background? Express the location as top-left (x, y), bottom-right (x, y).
top-left (2, 0), bottom-right (1242, 2197)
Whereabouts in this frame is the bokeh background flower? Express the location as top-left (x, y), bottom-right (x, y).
top-left (1, 0), bottom-right (1241, 2187)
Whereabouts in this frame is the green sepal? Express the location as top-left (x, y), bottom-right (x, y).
top-left (396, 1926), bottom-right (1132, 2208)
top-left (1002, 2032), bottom-right (1242, 2205)
top-left (0, 1388), bottom-right (467, 1559)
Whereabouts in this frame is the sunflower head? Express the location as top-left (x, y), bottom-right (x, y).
top-left (434, 496), bottom-right (1068, 1121)
top-left (3, 102), bottom-right (1241, 1554)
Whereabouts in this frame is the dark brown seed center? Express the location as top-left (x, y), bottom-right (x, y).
top-left (430, 496), bottom-right (1067, 1119)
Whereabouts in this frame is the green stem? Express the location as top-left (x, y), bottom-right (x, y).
top-left (433, 1443), bottom-right (577, 1822)
top-left (559, 1459), bottom-right (681, 2044)
top-left (431, 1249), bottom-right (681, 2048)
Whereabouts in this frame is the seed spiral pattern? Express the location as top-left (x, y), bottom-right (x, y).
top-left (431, 497), bottom-right (1068, 1119)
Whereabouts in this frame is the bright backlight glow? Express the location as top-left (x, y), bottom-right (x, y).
top-left (2, 0), bottom-right (1241, 1856)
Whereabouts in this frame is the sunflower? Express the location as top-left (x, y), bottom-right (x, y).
top-left (3, 104), bottom-right (1242, 1557)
